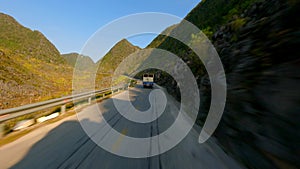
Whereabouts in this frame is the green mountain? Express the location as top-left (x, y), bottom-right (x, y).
top-left (97, 39), bottom-right (140, 73)
top-left (143, 0), bottom-right (299, 168)
top-left (95, 39), bottom-right (140, 88)
top-left (0, 13), bottom-right (65, 64)
top-left (0, 13), bottom-right (73, 109)
top-left (62, 52), bottom-right (95, 71)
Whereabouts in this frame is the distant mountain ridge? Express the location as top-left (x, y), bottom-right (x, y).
top-left (62, 52), bottom-right (95, 71)
top-left (94, 39), bottom-right (141, 88)
top-left (97, 39), bottom-right (140, 73)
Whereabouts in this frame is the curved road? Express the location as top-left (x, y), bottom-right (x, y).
top-left (0, 85), bottom-right (244, 169)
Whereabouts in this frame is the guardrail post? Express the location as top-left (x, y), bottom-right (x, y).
top-left (0, 123), bottom-right (4, 139)
top-left (61, 104), bottom-right (66, 114)
top-left (112, 90), bottom-right (114, 95)
top-left (88, 97), bottom-right (92, 104)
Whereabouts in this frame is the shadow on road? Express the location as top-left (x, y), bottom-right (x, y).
top-left (11, 119), bottom-right (154, 169)
top-left (11, 86), bottom-right (166, 169)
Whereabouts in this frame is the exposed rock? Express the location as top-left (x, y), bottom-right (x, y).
top-left (209, 0), bottom-right (300, 168)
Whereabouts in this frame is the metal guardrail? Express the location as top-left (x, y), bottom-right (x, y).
top-left (0, 84), bottom-right (129, 123)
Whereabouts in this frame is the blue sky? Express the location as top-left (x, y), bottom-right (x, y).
top-left (0, 0), bottom-right (200, 59)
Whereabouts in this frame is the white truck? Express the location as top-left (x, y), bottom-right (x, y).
top-left (142, 73), bottom-right (154, 88)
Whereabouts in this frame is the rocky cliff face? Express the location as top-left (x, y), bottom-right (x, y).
top-left (210, 1), bottom-right (299, 168)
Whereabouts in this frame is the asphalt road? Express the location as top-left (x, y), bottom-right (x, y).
top-left (0, 85), bottom-right (244, 169)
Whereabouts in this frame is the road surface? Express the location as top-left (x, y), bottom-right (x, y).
top-left (0, 85), bottom-right (244, 169)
